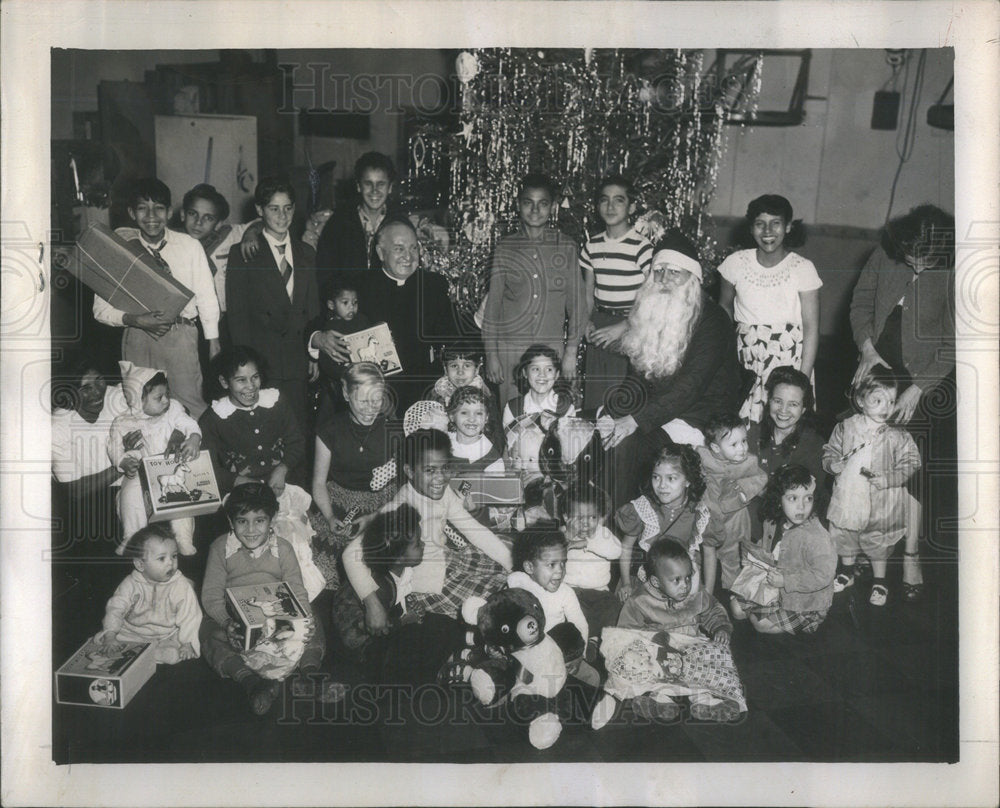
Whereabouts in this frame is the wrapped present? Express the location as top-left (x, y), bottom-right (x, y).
top-left (140, 450), bottom-right (222, 522)
top-left (70, 223), bottom-right (193, 321)
top-left (600, 627), bottom-right (747, 712)
top-left (55, 638), bottom-right (156, 709)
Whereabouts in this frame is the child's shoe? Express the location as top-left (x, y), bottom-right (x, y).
top-left (869, 583), bottom-right (888, 607)
top-left (632, 693), bottom-right (681, 722)
top-left (243, 674), bottom-right (282, 716)
top-left (833, 571), bottom-right (855, 593)
top-left (590, 692), bottom-right (620, 730)
top-left (290, 671), bottom-right (348, 704)
top-left (690, 700), bottom-right (740, 722)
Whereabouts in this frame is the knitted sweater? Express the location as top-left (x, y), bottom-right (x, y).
top-left (618, 580), bottom-right (732, 639)
top-left (201, 532), bottom-right (311, 627)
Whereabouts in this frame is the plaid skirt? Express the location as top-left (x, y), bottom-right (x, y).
top-left (330, 530), bottom-right (506, 655)
top-left (737, 597), bottom-right (827, 635)
top-left (310, 479), bottom-right (399, 590)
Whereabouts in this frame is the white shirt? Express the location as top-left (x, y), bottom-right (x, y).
top-left (564, 524), bottom-right (623, 591)
top-left (51, 385), bottom-right (127, 483)
top-left (507, 570), bottom-right (589, 641)
top-left (450, 435), bottom-right (505, 473)
top-left (262, 231), bottom-right (294, 299)
top-left (93, 228), bottom-right (221, 339)
top-left (717, 249), bottom-right (822, 327)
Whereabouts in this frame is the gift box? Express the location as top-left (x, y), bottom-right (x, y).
top-left (55, 638), bottom-right (156, 709)
top-left (140, 449), bottom-right (222, 522)
top-left (344, 322), bottom-right (403, 376)
top-left (70, 222), bottom-right (193, 321)
top-left (226, 581), bottom-right (309, 652)
top-left (450, 472), bottom-right (524, 507)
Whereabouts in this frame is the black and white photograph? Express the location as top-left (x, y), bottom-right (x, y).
top-left (2, 2), bottom-right (997, 806)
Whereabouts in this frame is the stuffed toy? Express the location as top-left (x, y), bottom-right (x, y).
top-left (442, 588), bottom-right (568, 749)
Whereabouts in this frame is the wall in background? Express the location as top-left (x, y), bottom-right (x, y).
top-left (275, 49), bottom-right (451, 185)
top-left (711, 48), bottom-right (955, 230)
top-left (51, 50), bottom-right (224, 139)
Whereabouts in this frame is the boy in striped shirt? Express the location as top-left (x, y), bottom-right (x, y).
top-left (581, 176), bottom-right (653, 411)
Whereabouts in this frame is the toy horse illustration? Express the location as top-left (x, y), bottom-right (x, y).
top-left (157, 462), bottom-right (192, 498)
top-left (357, 335), bottom-right (381, 364)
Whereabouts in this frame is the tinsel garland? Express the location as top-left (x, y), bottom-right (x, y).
top-left (409, 48), bottom-right (763, 313)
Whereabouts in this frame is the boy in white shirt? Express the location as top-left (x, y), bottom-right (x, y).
top-left (507, 530), bottom-right (600, 686)
top-left (561, 484), bottom-right (622, 660)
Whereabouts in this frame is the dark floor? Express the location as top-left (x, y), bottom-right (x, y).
top-left (50, 341), bottom-right (960, 764)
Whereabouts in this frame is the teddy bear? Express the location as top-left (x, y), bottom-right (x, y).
top-left (441, 588), bottom-right (568, 750)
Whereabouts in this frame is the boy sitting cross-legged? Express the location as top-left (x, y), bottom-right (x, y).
top-left (199, 482), bottom-right (345, 715)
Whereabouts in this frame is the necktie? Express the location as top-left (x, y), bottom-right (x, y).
top-left (148, 242), bottom-right (172, 276)
top-left (277, 242), bottom-right (293, 297)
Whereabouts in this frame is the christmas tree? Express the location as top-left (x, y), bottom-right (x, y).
top-left (407, 48), bottom-right (762, 313)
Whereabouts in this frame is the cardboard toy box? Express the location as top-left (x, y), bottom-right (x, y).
top-left (226, 581), bottom-right (308, 651)
top-left (70, 222), bottom-right (194, 321)
top-left (140, 449), bottom-right (222, 523)
top-left (344, 322), bottom-right (403, 376)
top-left (449, 472), bottom-right (524, 507)
top-left (55, 638), bottom-right (156, 709)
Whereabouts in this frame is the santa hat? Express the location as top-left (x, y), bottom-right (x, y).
top-left (650, 230), bottom-right (702, 281)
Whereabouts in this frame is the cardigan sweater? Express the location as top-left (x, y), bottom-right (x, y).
top-left (201, 533), bottom-right (311, 627)
top-left (198, 389), bottom-right (305, 493)
top-left (849, 247), bottom-right (955, 391)
top-left (756, 515), bottom-right (837, 614)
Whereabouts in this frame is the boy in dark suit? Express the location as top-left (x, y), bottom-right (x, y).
top-left (226, 178), bottom-right (318, 431)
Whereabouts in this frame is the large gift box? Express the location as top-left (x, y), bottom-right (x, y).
top-left (140, 449), bottom-right (222, 522)
top-left (70, 222), bottom-right (194, 321)
top-left (226, 581), bottom-right (309, 652)
top-left (449, 472), bottom-right (524, 507)
top-left (55, 638), bottom-right (156, 709)
top-left (344, 322), bottom-right (403, 376)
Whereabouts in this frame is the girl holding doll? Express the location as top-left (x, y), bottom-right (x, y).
top-left (822, 367), bottom-right (921, 606)
top-left (718, 194), bottom-right (822, 423)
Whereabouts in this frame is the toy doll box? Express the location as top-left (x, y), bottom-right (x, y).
top-left (450, 473), bottom-right (524, 507)
top-left (55, 639), bottom-right (156, 709)
top-left (344, 322), bottom-right (403, 376)
top-left (226, 581), bottom-right (308, 651)
top-left (140, 450), bottom-right (222, 522)
top-left (71, 222), bottom-right (194, 321)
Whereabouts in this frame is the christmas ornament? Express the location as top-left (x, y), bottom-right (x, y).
top-left (456, 51), bottom-right (480, 83)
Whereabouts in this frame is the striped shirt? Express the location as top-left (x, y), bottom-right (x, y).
top-left (580, 228), bottom-right (653, 311)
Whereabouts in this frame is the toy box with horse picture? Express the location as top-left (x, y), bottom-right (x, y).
top-left (140, 450), bottom-right (222, 522)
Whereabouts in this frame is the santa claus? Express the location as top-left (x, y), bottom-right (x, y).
top-left (590, 231), bottom-right (741, 505)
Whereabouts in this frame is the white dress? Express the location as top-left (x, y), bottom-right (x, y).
top-left (717, 249), bottom-right (822, 422)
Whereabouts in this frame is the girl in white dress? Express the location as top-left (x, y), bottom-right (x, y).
top-left (718, 195), bottom-right (822, 423)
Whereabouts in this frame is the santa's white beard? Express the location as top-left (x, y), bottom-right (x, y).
top-left (621, 276), bottom-right (703, 379)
